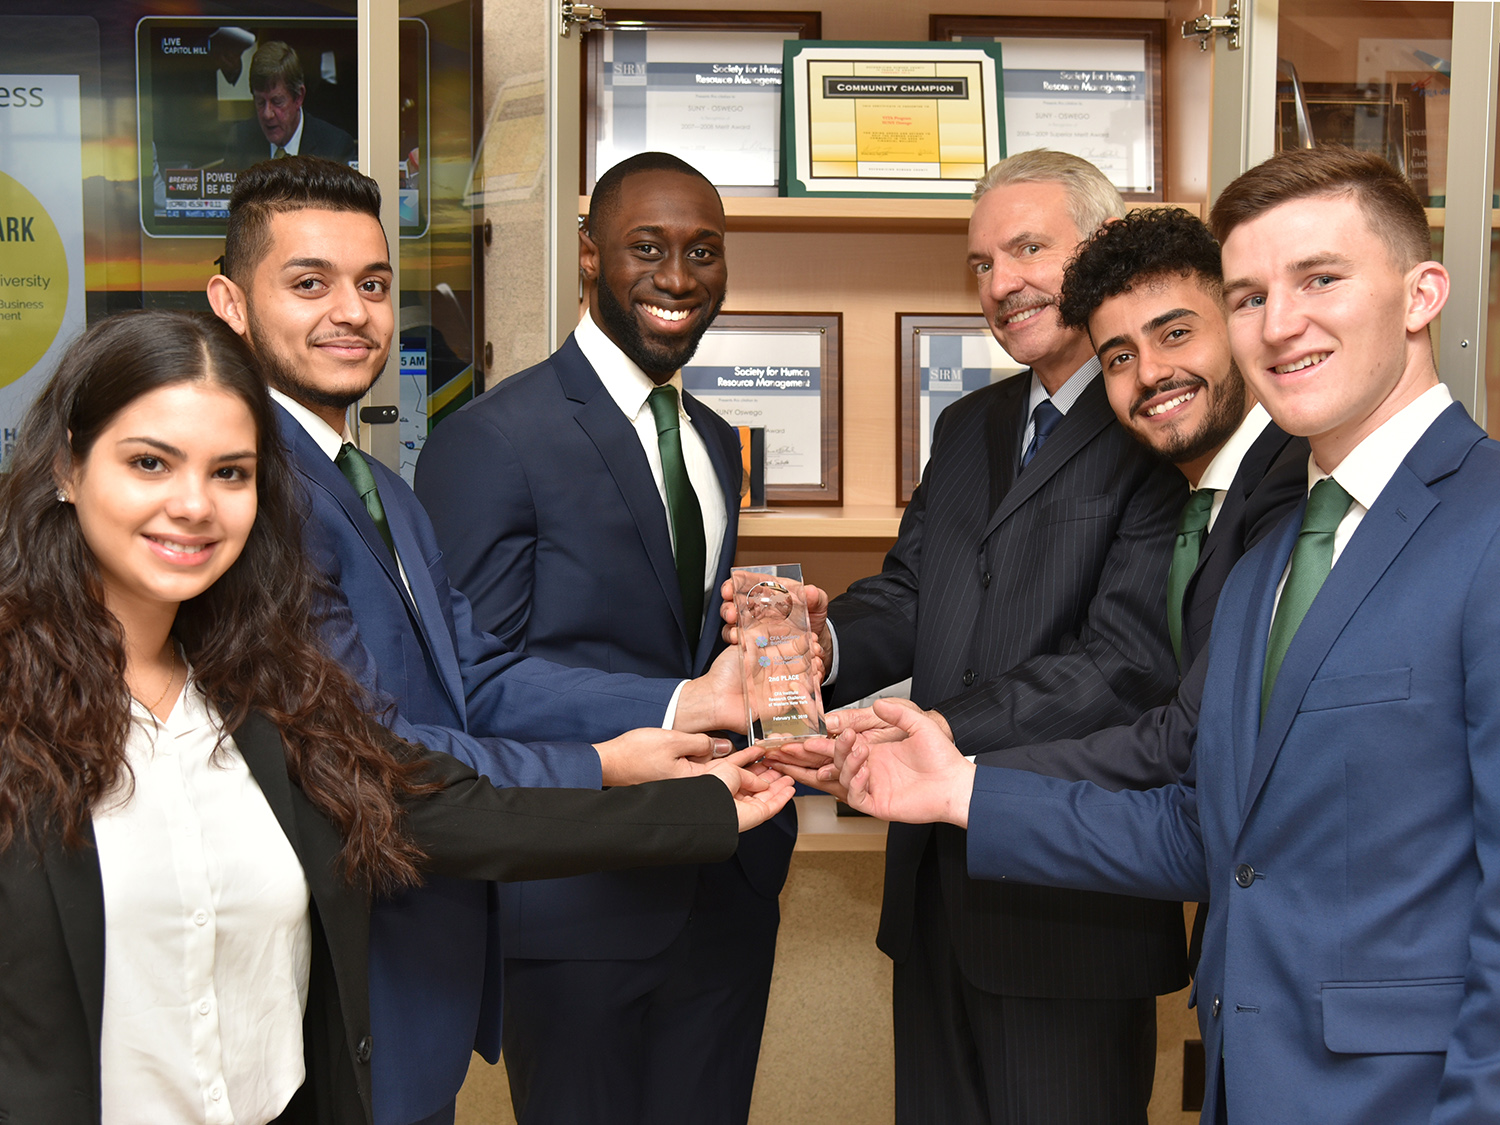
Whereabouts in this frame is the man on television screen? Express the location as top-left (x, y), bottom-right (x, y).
top-left (223, 41), bottom-right (356, 170)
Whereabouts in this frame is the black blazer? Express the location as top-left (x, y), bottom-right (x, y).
top-left (0, 713), bottom-right (737, 1125)
top-left (827, 371), bottom-right (1189, 999)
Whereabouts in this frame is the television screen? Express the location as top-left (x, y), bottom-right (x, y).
top-left (136, 15), bottom-right (428, 237)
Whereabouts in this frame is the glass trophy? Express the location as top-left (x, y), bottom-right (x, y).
top-left (732, 563), bottom-right (827, 747)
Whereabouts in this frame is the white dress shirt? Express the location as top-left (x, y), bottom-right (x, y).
top-left (94, 679), bottom-right (311, 1125)
top-left (1193, 402), bottom-right (1273, 534)
top-left (574, 310), bottom-right (730, 607)
top-left (1273, 382), bottom-right (1453, 613)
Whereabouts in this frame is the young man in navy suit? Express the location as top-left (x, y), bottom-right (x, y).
top-left (414, 152), bottom-right (794, 1125)
top-left (828, 148), bottom-right (1499, 1125)
top-left (206, 156), bottom-right (754, 1125)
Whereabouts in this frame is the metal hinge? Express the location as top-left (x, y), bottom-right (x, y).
top-left (1182, 0), bottom-right (1241, 51)
top-left (561, 1), bottom-right (605, 37)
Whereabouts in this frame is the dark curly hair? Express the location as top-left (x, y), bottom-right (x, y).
top-left (1058, 207), bottom-right (1223, 333)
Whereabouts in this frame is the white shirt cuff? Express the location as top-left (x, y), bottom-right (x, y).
top-left (662, 679), bottom-right (687, 729)
top-left (824, 620), bottom-right (841, 686)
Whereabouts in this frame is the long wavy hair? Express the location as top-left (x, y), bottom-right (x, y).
top-left (0, 310), bottom-right (434, 892)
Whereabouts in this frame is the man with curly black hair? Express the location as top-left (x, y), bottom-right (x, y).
top-left (1059, 206), bottom-right (1309, 676)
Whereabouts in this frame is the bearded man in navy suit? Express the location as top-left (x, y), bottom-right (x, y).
top-left (415, 152), bottom-right (794, 1125)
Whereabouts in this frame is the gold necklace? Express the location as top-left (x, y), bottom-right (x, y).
top-left (138, 649), bottom-right (181, 714)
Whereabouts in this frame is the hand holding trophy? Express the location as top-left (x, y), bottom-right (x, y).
top-left (731, 564), bottom-right (828, 747)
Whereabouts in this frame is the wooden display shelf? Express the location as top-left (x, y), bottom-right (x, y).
top-left (792, 794), bottom-right (888, 852)
top-left (579, 195), bottom-right (1202, 234)
top-left (739, 505), bottom-right (905, 539)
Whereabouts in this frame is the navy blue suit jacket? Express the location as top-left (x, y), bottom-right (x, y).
top-left (415, 335), bottom-right (796, 961)
top-left (280, 406), bottom-right (678, 1124)
top-left (968, 404), bottom-right (1500, 1124)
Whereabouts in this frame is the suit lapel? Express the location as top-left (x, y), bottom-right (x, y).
top-left (981, 375), bottom-right (1114, 542)
top-left (374, 463), bottom-right (470, 717)
top-left (984, 372), bottom-right (1027, 514)
top-left (556, 338), bottom-right (694, 647)
top-left (1240, 406), bottom-right (1481, 821)
top-left (684, 393), bottom-right (740, 673)
top-left (42, 821), bottom-right (107, 1063)
top-left (278, 407), bottom-right (423, 625)
top-left (1183, 425), bottom-right (1295, 656)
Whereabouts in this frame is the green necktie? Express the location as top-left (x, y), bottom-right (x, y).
top-left (1261, 477), bottom-right (1354, 719)
top-left (274, 145), bottom-right (288, 159)
top-left (1166, 488), bottom-right (1217, 669)
top-left (336, 442), bottom-right (397, 563)
top-left (647, 386), bottom-right (706, 639)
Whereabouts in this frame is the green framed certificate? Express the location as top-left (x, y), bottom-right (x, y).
top-left (781, 40), bottom-right (1005, 197)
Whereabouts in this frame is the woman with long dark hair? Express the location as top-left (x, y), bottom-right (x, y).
top-left (0, 310), bottom-right (790, 1125)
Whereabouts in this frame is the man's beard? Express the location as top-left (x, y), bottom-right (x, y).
top-left (1133, 363), bottom-right (1248, 466)
top-left (247, 303), bottom-right (380, 413)
top-left (595, 275), bottom-right (725, 377)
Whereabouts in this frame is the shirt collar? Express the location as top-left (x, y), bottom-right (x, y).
top-left (269, 387), bottom-right (349, 460)
top-left (1027, 355), bottom-right (1102, 416)
top-left (1196, 402), bottom-right (1273, 494)
top-left (1308, 382), bottom-right (1453, 509)
top-left (574, 310), bottom-right (687, 422)
top-left (277, 110), bottom-right (306, 158)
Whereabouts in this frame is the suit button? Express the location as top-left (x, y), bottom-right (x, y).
top-left (1234, 863), bottom-right (1257, 888)
top-left (980, 571), bottom-right (991, 588)
top-left (356, 1035), bottom-right (373, 1064)
top-left (962, 669), bottom-right (976, 687)
top-left (1211, 995), bottom-right (1221, 1018)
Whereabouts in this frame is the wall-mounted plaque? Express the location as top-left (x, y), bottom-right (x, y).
top-left (897, 314), bottom-right (1025, 504)
top-left (932, 15), bottom-right (1164, 200)
top-left (583, 10), bottom-right (820, 196)
top-left (781, 40), bottom-right (1005, 198)
top-left (682, 312), bottom-right (841, 505)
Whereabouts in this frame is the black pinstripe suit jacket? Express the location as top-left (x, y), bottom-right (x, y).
top-left (828, 370), bottom-right (1189, 998)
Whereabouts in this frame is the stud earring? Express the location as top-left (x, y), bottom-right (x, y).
top-left (56, 489), bottom-right (69, 503)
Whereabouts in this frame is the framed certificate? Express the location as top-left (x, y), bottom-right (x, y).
top-left (932, 16), bottom-right (1164, 200)
top-left (780, 40), bottom-right (1006, 198)
top-left (681, 313), bottom-right (842, 505)
top-left (897, 314), bottom-right (1025, 504)
top-left (582, 10), bottom-right (820, 195)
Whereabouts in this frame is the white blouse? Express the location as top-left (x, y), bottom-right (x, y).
top-left (92, 679), bottom-right (312, 1125)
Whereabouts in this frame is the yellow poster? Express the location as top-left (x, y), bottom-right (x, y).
top-left (0, 74), bottom-right (85, 454)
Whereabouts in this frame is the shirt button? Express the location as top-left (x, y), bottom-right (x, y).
top-left (194, 910), bottom-right (208, 926)
top-left (210, 1086), bottom-right (223, 1101)
top-left (1234, 863), bottom-right (1257, 888)
top-left (199, 999), bottom-right (212, 1015)
top-left (962, 669), bottom-right (976, 687)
